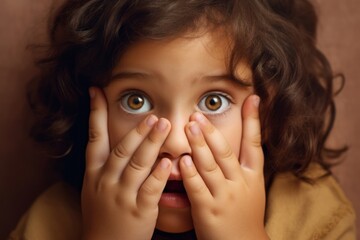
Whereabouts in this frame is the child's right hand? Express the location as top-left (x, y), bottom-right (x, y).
top-left (81, 87), bottom-right (172, 240)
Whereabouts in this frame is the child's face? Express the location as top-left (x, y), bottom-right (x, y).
top-left (103, 31), bottom-right (253, 232)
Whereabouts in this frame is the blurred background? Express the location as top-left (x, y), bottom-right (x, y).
top-left (0, 0), bottom-right (359, 239)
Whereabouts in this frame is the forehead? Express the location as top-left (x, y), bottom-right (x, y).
top-left (111, 29), bottom-right (252, 84)
top-left (119, 29), bottom-right (229, 62)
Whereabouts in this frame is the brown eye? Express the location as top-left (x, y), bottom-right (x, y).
top-left (127, 94), bottom-right (144, 110)
top-left (205, 95), bottom-right (222, 111)
top-left (120, 92), bottom-right (152, 114)
top-left (198, 93), bottom-right (230, 115)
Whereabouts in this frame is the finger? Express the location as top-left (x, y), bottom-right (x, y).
top-left (191, 112), bottom-right (241, 181)
top-left (102, 114), bottom-right (158, 182)
top-left (137, 158), bottom-right (172, 209)
top-left (239, 95), bottom-right (264, 172)
top-left (120, 118), bottom-right (171, 191)
top-left (180, 155), bottom-right (212, 206)
top-left (86, 87), bottom-right (110, 172)
top-left (185, 121), bottom-right (226, 196)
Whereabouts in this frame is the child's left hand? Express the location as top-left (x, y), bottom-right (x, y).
top-left (180, 95), bottom-right (268, 240)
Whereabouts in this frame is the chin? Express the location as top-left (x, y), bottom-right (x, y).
top-left (156, 206), bottom-right (194, 233)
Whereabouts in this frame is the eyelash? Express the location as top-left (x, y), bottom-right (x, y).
top-left (118, 90), bottom-right (153, 115)
top-left (118, 90), bottom-right (234, 117)
top-left (197, 91), bottom-right (233, 117)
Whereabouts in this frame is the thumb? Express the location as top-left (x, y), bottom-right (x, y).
top-left (239, 94), bottom-right (264, 172)
top-left (86, 87), bottom-right (110, 172)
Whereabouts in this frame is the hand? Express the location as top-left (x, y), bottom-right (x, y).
top-left (180, 95), bottom-right (268, 240)
top-left (81, 87), bottom-right (172, 240)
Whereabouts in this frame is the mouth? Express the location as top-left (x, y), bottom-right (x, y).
top-left (163, 180), bottom-right (186, 194)
top-left (160, 180), bottom-right (190, 208)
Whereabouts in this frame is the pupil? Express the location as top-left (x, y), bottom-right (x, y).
top-left (206, 95), bottom-right (221, 110)
top-left (128, 95), bottom-right (144, 110)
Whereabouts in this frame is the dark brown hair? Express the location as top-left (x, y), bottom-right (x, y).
top-left (30, 0), bottom-right (346, 190)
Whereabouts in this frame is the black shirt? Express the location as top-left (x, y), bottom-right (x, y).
top-left (152, 229), bottom-right (197, 240)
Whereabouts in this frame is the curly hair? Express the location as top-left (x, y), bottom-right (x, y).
top-left (29, 0), bottom-right (346, 190)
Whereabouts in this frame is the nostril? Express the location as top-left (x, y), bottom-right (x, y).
top-left (158, 153), bottom-right (191, 161)
top-left (157, 152), bottom-right (173, 160)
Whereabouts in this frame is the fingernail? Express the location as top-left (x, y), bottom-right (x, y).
top-left (156, 118), bottom-right (168, 131)
top-left (160, 158), bottom-right (170, 169)
top-left (183, 155), bottom-right (193, 167)
top-left (146, 115), bottom-right (157, 127)
top-left (189, 122), bottom-right (200, 135)
top-left (89, 87), bottom-right (96, 99)
top-left (253, 95), bottom-right (260, 107)
top-left (194, 112), bottom-right (206, 124)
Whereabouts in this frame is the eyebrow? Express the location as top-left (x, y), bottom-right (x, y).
top-left (200, 74), bottom-right (251, 86)
top-left (111, 71), bottom-right (252, 86)
top-left (111, 71), bottom-right (151, 81)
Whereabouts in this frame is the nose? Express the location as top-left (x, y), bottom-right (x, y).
top-left (158, 114), bottom-right (192, 177)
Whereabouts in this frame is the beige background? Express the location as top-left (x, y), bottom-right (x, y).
top-left (0, 0), bottom-right (359, 239)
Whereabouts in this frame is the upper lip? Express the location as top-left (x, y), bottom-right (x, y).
top-left (168, 174), bottom-right (182, 181)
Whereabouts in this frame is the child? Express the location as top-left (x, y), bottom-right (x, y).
top-left (10, 0), bottom-right (356, 239)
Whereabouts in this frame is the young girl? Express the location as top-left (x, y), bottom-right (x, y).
top-left (10, 0), bottom-right (356, 239)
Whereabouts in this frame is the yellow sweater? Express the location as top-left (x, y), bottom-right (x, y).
top-left (9, 164), bottom-right (356, 240)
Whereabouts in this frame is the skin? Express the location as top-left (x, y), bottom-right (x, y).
top-left (81, 31), bottom-right (268, 240)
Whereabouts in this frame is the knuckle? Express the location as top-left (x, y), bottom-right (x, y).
top-left (205, 123), bottom-right (216, 134)
top-left (95, 178), bottom-right (112, 193)
top-left (224, 191), bottom-right (236, 203)
top-left (251, 133), bottom-right (262, 148)
top-left (113, 142), bottom-right (129, 159)
top-left (135, 123), bottom-right (148, 137)
top-left (147, 132), bottom-right (160, 145)
top-left (88, 127), bottom-right (101, 143)
top-left (149, 170), bottom-right (163, 186)
top-left (210, 205), bottom-right (222, 217)
top-left (140, 179), bottom-right (160, 196)
top-left (130, 208), bottom-right (141, 219)
top-left (184, 167), bottom-right (198, 180)
top-left (195, 136), bottom-right (207, 147)
top-left (128, 156), bottom-right (146, 172)
top-left (114, 193), bottom-right (132, 209)
top-left (186, 175), bottom-right (207, 194)
top-left (204, 162), bottom-right (219, 174)
top-left (195, 184), bottom-right (208, 195)
top-left (221, 145), bottom-right (235, 161)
